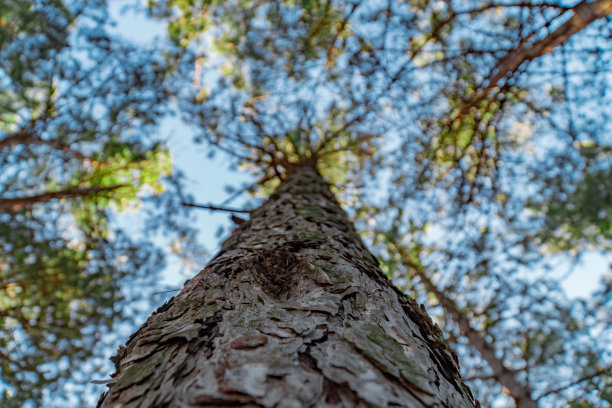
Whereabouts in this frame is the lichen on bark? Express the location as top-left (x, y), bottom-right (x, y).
top-left (98, 162), bottom-right (477, 407)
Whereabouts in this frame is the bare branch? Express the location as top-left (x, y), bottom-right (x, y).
top-left (181, 202), bottom-right (253, 214)
top-left (476, 0), bottom-right (612, 100)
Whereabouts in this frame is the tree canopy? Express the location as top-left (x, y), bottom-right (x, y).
top-left (1, 0), bottom-right (611, 406)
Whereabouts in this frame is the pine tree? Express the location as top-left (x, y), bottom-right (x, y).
top-left (97, 161), bottom-right (476, 407)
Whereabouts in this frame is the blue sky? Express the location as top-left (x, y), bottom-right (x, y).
top-left (107, 0), bottom-right (610, 299)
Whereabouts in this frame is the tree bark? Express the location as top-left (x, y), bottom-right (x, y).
top-left (97, 161), bottom-right (477, 407)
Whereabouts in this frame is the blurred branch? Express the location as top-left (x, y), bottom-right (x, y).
top-left (462, 374), bottom-right (496, 382)
top-left (0, 185), bottom-right (125, 211)
top-left (535, 365), bottom-right (612, 401)
top-left (0, 125), bottom-right (93, 163)
top-left (384, 232), bottom-right (538, 408)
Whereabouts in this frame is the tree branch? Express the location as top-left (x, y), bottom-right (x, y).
top-left (181, 202), bottom-right (253, 214)
top-left (0, 127), bottom-right (93, 163)
top-left (0, 185), bottom-right (125, 212)
top-left (535, 365), bottom-right (612, 401)
top-left (384, 233), bottom-right (538, 408)
top-left (475, 0), bottom-right (612, 100)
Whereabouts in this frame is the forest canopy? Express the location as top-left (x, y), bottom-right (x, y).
top-left (1, 0), bottom-right (611, 406)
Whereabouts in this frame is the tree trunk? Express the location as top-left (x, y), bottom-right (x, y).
top-left (97, 161), bottom-right (477, 407)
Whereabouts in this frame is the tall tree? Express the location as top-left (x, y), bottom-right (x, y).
top-left (98, 160), bottom-right (476, 407)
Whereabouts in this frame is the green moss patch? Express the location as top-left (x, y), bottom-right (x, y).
top-left (344, 324), bottom-right (424, 388)
top-left (115, 354), bottom-right (164, 391)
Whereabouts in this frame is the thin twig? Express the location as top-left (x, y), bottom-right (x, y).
top-left (181, 202), bottom-right (252, 214)
top-left (151, 289), bottom-right (181, 295)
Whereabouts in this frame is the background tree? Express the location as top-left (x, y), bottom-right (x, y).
top-left (0, 1), bottom-right (205, 405)
top-left (366, 1), bottom-right (612, 405)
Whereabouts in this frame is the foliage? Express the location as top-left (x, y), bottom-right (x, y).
top-left (0, 0), bottom-right (200, 405)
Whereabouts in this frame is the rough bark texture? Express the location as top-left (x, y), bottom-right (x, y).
top-left (98, 162), bottom-right (477, 407)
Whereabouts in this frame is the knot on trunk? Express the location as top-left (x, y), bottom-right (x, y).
top-left (252, 246), bottom-right (298, 297)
